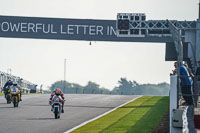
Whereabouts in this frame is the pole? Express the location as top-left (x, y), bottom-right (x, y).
top-left (63, 58), bottom-right (66, 93)
top-left (64, 58), bottom-right (66, 81)
top-left (170, 75), bottom-right (182, 133)
top-left (199, 0), bottom-right (200, 19)
top-left (177, 29), bottom-right (183, 109)
top-left (168, 20), bottom-right (183, 108)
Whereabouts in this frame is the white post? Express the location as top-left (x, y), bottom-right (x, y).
top-left (64, 58), bottom-right (66, 81)
top-left (170, 75), bottom-right (182, 133)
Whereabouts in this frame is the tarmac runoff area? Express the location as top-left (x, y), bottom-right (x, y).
top-left (0, 94), bottom-right (141, 133)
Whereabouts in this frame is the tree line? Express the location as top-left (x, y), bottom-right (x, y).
top-left (48, 78), bottom-right (169, 96)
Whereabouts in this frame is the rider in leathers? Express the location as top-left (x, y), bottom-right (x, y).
top-left (3, 80), bottom-right (13, 99)
top-left (50, 88), bottom-right (65, 113)
top-left (10, 82), bottom-right (22, 101)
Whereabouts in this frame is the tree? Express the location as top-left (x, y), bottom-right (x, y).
top-left (84, 81), bottom-right (100, 94)
top-left (50, 80), bottom-right (72, 93)
top-left (117, 78), bottom-right (137, 95)
top-left (71, 83), bottom-right (83, 94)
top-left (114, 77), bottom-right (169, 96)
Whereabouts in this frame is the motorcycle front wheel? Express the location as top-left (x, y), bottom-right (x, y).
top-left (54, 107), bottom-right (59, 119)
top-left (6, 95), bottom-right (11, 104)
top-left (13, 97), bottom-right (18, 107)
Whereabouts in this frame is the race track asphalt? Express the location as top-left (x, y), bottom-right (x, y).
top-left (0, 94), bottom-right (140, 133)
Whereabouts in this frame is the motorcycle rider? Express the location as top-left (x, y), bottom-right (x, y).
top-left (10, 81), bottom-right (22, 101)
top-left (3, 79), bottom-right (13, 99)
top-left (50, 88), bottom-right (65, 113)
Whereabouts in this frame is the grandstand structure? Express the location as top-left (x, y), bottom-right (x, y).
top-left (0, 71), bottom-right (37, 93)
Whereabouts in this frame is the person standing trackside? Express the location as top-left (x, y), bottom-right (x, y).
top-left (170, 62), bottom-right (178, 76)
top-left (184, 64), bottom-right (194, 80)
top-left (195, 61), bottom-right (200, 97)
top-left (196, 61), bottom-right (200, 81)
top-left (171, 62), bottom-right (194, 105)
top-left (180, 64), bottom-right (194, 105)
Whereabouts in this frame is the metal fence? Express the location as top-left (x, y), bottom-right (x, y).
top-left (178, 75), bottom-right (200, 115)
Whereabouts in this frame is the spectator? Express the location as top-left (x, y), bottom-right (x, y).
top-left (180, 64), bottom-right (194, 105)
top-left (171, 62), bottom-right (194, 105)
top-left (184, 63), bottom-right (194, 79)
top-left (170, 62), bottom-right (178, 75)
top-left (195, 61), bottom-right (200, 98)
top-left (196, 61), bottom-right (200, 81)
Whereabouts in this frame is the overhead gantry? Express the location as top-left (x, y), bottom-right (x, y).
top-left (116, 12), bottom-right (200, 133)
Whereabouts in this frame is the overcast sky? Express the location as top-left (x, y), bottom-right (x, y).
top-left (0, 0), bottom-right (198, 90)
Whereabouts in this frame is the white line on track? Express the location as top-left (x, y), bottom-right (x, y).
top-left (64, 95), bottom-right (142, 133)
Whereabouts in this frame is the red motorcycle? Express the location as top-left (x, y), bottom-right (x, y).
top-left (51, 95), bottom-right (63, 119)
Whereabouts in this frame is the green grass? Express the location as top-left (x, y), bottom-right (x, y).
top-left (72, 96), bottom-right (169, 133)
top-left (0, 92), bottom-right (4, 96)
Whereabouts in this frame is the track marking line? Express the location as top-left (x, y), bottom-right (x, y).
top-left (64, 95), bottom-right (142, 133)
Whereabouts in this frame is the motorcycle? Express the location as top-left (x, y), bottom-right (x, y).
top-left (10, 87), bottom-right (20, 107)
top-left (51, 95), bottom-right (63, 119)
top-left (4, 88), bottom-right (11, 104)
top-left (5, 90), bottom-right (11, 104)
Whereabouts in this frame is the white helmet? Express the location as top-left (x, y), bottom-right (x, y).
top-left (13, 81), bottom-right (18, 86)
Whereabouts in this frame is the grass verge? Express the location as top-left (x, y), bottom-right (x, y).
top-left (72, 96), bottom-right (169, 133)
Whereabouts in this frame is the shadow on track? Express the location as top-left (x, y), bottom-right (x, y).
top-left (26, 118), bottom-right (55, 120)
top-left (0, 102), bottom-right (9, 105)
top-left (0, 106), bottom-right (14, 108)
top-left (24, 104), bottom-right (50, 107)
